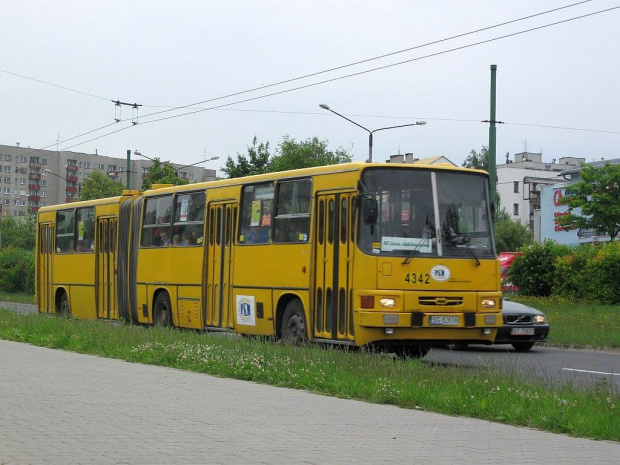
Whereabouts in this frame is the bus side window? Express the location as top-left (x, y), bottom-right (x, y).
top-left (274, 179), bottom-right (311, 243)
top-left (239, 182), bottom-right (274, 245)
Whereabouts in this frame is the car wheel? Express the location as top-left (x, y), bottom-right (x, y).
top-left (512, 342), bottom-right (535, 352)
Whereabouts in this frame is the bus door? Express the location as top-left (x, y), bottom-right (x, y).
top-left (38, 223), bottom-right (55, 313)
top-left (314, 192), bottom-right (356, 341)
top-left (205, 202), bottom-right (237, 328)
top-left (96, 217), bottom-right (118, 320)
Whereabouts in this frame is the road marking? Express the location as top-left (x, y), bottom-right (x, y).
top-left (562, 368), bottom-right (619, 376)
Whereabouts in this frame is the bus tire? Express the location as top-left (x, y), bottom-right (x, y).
top-left (57, 291), bottom-right (71, 318)
top-left (393, 344), bottom-right (430, 359)
top-left (281, 300), bottom-right (307, 346)
top-left (153, 292), bottom-right (172, 327)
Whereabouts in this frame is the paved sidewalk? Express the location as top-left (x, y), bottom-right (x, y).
top-left (0, 340), bottom-right (618, 465)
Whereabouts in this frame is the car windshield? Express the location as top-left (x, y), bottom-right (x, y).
top-left (358, 168), bottom-right (495, 259)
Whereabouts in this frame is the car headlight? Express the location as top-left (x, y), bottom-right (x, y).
top-left (533, 314), bottom-right (547, 324)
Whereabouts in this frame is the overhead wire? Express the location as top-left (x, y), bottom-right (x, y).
top-left (136, 0), bottom-right (596, 118)
top-left (14, 1), bottom-right (617, 152)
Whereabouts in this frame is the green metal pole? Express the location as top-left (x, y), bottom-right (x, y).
top-left (489, 64), bottom-right (497, 216)
top-left (126, 149), bottom-right (131, 189)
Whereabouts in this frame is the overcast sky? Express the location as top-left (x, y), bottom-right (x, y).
top-left (2, 0), bottom-right (619, 175)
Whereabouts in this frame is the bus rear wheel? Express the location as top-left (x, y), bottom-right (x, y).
top-left (57, 292), bottom-right (71, 318)
top-left (512, 342), bottom-right (535, 352)
top-left (281, 300), bottom-right (307, 346)
top-left (153, 293), bottom-right (172, 327)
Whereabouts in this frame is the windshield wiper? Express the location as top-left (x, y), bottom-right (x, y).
top-left (463, 242), bottom-right (481, 266)
top-left (402, 235), bottom-right (431, 265)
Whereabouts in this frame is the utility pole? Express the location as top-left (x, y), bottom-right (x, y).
top-left (126, 149), bottom-right (131, 189)
top-left (487, 64), bottom-right (499, 216)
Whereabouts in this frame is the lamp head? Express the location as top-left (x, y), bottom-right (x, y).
top-left (319, 104), bottom-right (330, 110)
top-left (416, 121), bottom-right (427, 126)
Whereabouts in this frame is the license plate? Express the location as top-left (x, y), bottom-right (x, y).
top-left (511, 327), bottom-right (535, 336)
top-left (429, 316), bottom-right (459, 326)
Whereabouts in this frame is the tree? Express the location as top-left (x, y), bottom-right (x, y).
top-left (270, 136), bottom-right (352, 172)
top-left (462, 146), bottom-right (489, 170)
top-left (141, 158), bottom-right (188, 190)
top-left (79, 170), bottom-right (125, 201)
top-left (494, 210), bottom-right (533, 252)
top-left (0, 214), bottom-right (36, 250)
top-left (221, 137), bottom-right (271, 178)
top-left (556, 162), bottom-right (620, 241)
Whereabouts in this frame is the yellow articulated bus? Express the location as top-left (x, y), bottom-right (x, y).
top-left (36, 162), bottom-right (502, 357)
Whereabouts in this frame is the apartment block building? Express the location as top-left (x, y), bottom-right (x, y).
top-left (0, 143), bottom-right (217, 217)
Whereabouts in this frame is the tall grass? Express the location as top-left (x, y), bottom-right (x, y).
top-left (0, 309), bottom-right (617, 441)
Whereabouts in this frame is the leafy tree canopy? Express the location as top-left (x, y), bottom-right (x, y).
top-left (79, 170), bottom-right (125, 201)
top-left (271, 136), bottom-right (352, 172)
top-left (494, 209), bottom-right (533, 253)
top-left (557, 162), bottom-right (620, 241)
top-left (221, 137), bottom-right (272, 178)
top-left (462, 146), bottom-right (489, 170)
top-left (0, 214), bottom-right (36, 250)
top-left (141, 158), bottom-right (189, 190)
top-left (222, 135), bottom-right (352, 178)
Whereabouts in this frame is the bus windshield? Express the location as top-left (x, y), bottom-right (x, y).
top-left (358, 168), bottom-right (495, 259)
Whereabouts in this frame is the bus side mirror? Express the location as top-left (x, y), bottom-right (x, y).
top-left (362, 198), bottom-right (378, 225)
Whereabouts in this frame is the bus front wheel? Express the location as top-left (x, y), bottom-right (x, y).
top-left (281, 300), bottom-right (307, 346)
top-left (153, 293), bottom-right (172, 327)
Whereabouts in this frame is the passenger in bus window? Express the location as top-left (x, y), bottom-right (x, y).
top-left (181, 231), bottom-right (191, 245)
top-left (191, 228), bottom-right (203, 245)
top-left (160, 230), bottom-right (171, 246)
top-left (172, 234), bottom-right (182, 246)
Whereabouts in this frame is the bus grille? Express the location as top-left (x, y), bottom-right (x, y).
top-left (419, 296), bottom-right (463, 306)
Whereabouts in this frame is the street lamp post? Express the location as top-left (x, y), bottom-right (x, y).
top-left (45, 169), bottom-right (81, 201)
top-left (319, 104), bottom-right (426, 163)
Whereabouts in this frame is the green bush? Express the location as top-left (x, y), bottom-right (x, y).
top-left (511, 241), bottom-right (620, 304)
top-left (508, 240), bottom-right (571, 297)
top-left (0, 247), bottom-right (35, 294)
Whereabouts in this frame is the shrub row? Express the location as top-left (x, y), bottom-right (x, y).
top-left (0, 247), bottom-right (35, 294)
top-left (509, 241), bottom-right (620, 304)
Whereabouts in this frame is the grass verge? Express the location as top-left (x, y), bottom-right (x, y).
top-left (0, 291), bottom-right (34, 305)
top-left (0, 309), bottom-right (617, 441)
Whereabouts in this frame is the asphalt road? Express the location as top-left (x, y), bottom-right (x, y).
top-left (426, 345), bottom-right (620, 389)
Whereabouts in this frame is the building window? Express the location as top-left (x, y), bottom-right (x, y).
top-left (41, 191), bottom-right (47, 198)
top-left (41, 180), bottom-right (47, 187)
top-left (189, 173), bottom-right (194, 180)
top-left (98, 164), bottom-right (104, 170)
top-left (4, 166), bottom-right (11, 173)
top-left (21, 156), bottom-right (28, 163)
top-left (5, 155), bottom-right (11, 162)
top-left (513, 203), bottom-right (519, 216)
top-left (2, 188), bottom-right (9, 194)
top-left (84, 162), bottom-right (90, 169)
top-left (42, 158), bottom-right (47, 165)
top-left (514, 181), bottom-right (519, 193)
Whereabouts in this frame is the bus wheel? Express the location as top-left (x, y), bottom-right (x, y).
top-left (393, 344), bottom-right (430, 359)
top-left (58, 292), bottom-right (71, 318)
top-left (153, 293), bottom-right (172, 327)
top-left (281, 300), bottom-right (307, 346)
